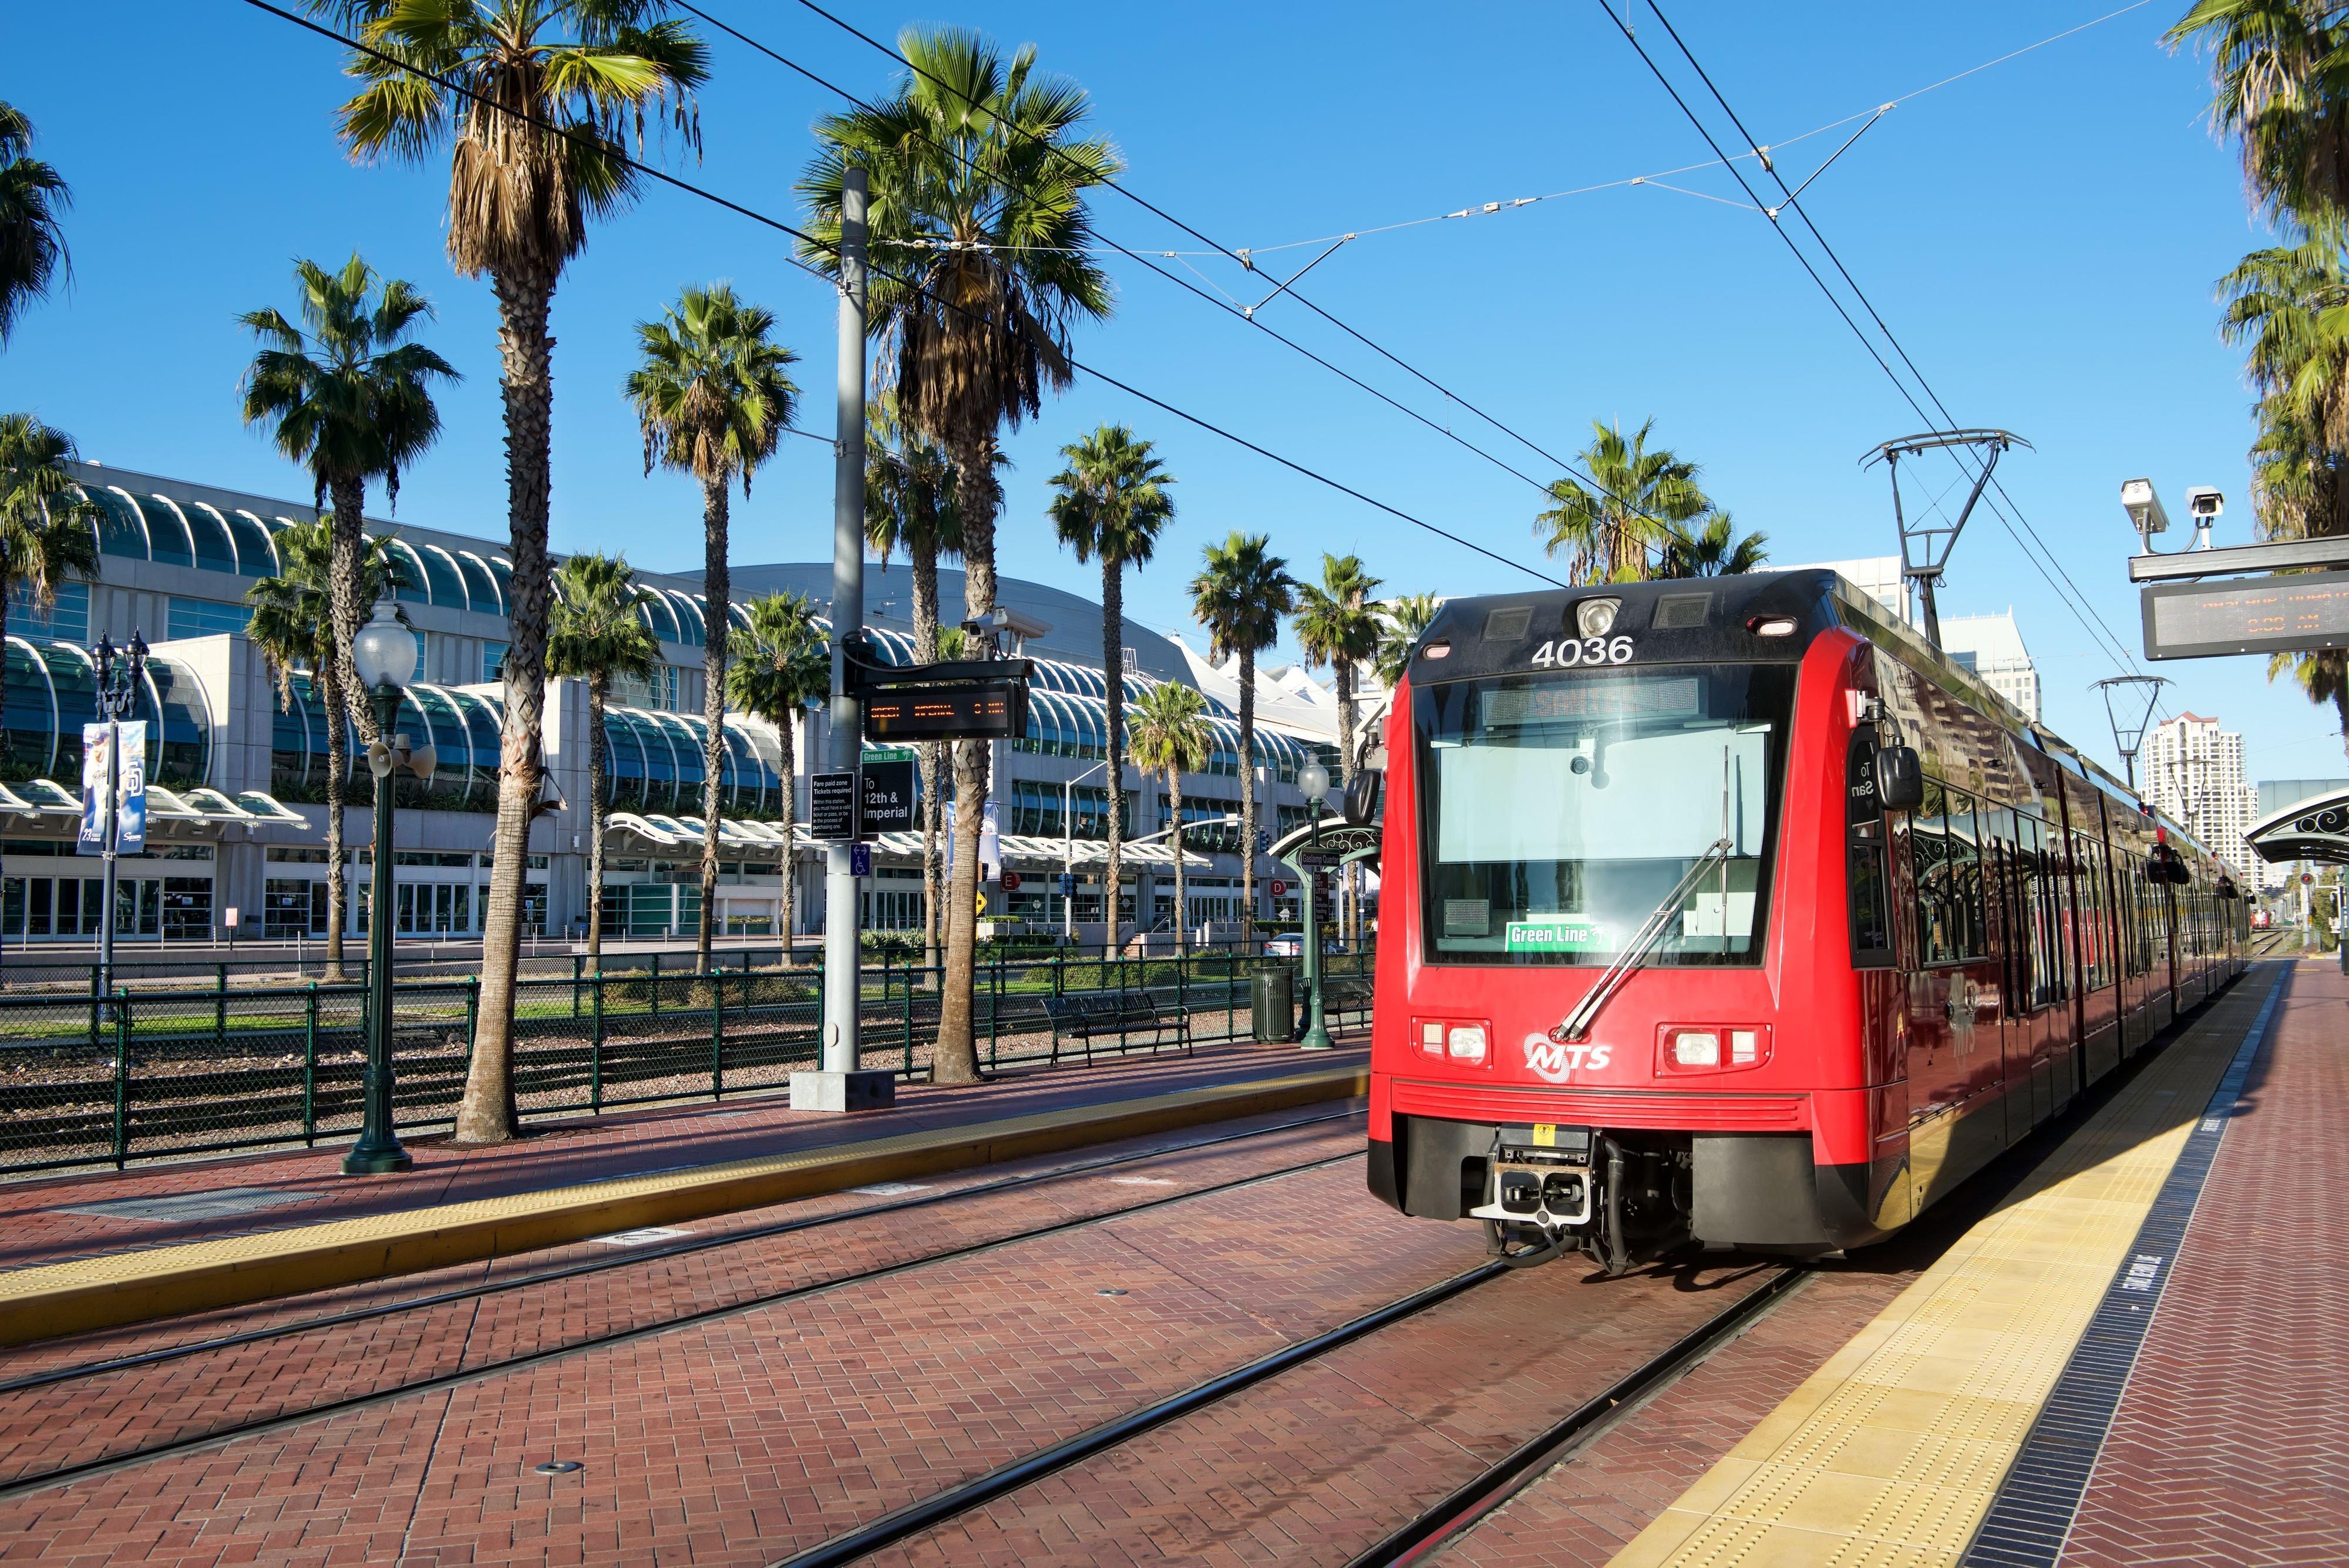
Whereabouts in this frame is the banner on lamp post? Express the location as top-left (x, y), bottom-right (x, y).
top-left (76, 721), bottom-right (147, 854)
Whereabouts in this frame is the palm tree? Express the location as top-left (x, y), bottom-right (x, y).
top-left (244, 520), bottom-right (407, 980)
top-left (1190, 533), bottom-right (1295, 937)
top-left (238, 254), bottom-right (457, 756)
top-left (1126, 681), bottom-right (1209, 955)
top-left (1373, 593), bottom-right (1441, 689)
top-left (728, 593), bottom-right (829, 955)
top-left (548, 553), bottom-right (658, 970)
top-left (1292, 554), bottom-right (1382, 945)
top-left (1537, 419), bottom-right (1712, 584)
top-left (624, 282), bottom-right (798, 972)
top-left (1658, 512), bottom-right (1769, 578)
top-left (317, 0), bottom-right (708, 1142)
top-left (0, 102), bottom-right (71, 348)
top-left (2167, 2), bottom-right (2349, 235)
top-left (866, 398), bottom-right (964, 972)
top-left (1048, 425), bottom-right (1175, 951)
top-left (0, 415), bottom-right (99, 971)
top-left (802, 25), bottom-right (1118, 1082)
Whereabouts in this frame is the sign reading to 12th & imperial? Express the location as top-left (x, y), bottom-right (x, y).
top-left (2143, 570), bottom-right (2349, 660)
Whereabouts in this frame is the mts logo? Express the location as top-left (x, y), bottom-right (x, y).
top-left (1524, 1036), bottom-right (1611, 1084)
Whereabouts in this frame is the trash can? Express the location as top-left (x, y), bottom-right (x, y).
top-left (1251, 966), bottom-right (1297, 1042)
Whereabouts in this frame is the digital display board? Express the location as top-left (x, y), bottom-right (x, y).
top-left (861, 678), bottom-right (1029, 742)
top-left (2142, 570), bottom-right (2349, 660)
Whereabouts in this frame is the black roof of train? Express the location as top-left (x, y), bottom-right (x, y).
top-left (1407, 569), bottom-right (1844, 683)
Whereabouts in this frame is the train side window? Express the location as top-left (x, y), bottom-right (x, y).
top-left (1946, 789), bottom-right (1988, 961)
top-left (1846, 731), bottom-right (1895, 968)
top-left (1911, 778), bottom-right (1959, 966)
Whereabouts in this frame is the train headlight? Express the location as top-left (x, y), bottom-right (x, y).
top-left (1447, 1025), bottom-right (1488, 1064)
top-left (1670, 1030), bottom-right (1721, 1067)
top-left (1658, 1024), bottom-right (1771, 1073)
top-left (1575, 598), bottom-right (1621, 638)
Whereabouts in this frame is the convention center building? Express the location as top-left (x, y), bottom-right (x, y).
top-left (0, 463), bottom-right (1344, 948)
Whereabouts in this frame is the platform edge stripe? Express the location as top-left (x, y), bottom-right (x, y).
top-left (1599, 970), bottom-right (2270, 1568)
top-left (1955, 968), bottom-right (2287, 1568)
top-left (0, 1065), bottom-right (1368, 1348)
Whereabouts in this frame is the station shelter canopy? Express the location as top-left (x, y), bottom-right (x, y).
top-left (2246, 788), bottom-right (2349, 867)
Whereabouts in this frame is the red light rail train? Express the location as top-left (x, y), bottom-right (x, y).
top-left (1362, 570), bottom-right (2246, 1271)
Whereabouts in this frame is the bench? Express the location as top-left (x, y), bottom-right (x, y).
top-left (1320, 973), bottom-right (1375, 1022)
top-left (1042, 990), bottom-right (1193, 1065)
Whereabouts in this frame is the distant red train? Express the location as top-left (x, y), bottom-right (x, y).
top-left (1361, 570), bottom-right (2245, 1271)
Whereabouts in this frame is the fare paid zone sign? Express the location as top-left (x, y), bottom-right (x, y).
top-left (813, 750), bottom-right (918, 842)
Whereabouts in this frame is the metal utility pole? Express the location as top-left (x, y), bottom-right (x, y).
top-left (798, 164), bottom-right (893, 1113)
top-left (2093, 675), bottom-right (2170, 792)
top-left (1862, 429), bottom-right (2030, 648)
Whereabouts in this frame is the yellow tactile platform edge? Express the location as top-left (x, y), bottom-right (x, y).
top-left (0, 1064), bottom-right (1368, 1348)
top-left (1608, 971), bottom-right (2278, 1568)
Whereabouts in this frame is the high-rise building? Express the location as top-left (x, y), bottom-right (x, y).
top-left (1938, 611), bottom-right (2042, 723)
top-left (2146, 713), bottom-right (2261, 887)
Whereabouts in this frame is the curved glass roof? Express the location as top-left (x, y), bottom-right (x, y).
top-left (2, 635), bottom-right (210, 788)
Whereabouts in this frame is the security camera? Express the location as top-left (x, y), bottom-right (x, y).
top-left (2120, 477), bottom-right (2170, 537)
top-left (2185, 486), bottom-right (2224, 520)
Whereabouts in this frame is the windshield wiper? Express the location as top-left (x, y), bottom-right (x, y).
top-left (1549, 836), bottom-right (1732, 1044)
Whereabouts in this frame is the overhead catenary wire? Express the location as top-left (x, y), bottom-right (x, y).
top-left (236, 0), bottom-right (1570, 590)
top-left (1600, 0), bottom-right (2159, 695)
top-left (779, 0), bottom-right (1679, 541)
top-left (1635, 0), bottom-right (2155, 688)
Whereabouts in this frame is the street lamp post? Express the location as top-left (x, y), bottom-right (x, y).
top-left (1060, 760), bottom-right (1109, 944)
top-left (1295, 762), bottom-right (1338, 1052)
top-left (345, 600), bottom-right (429, 1176)
top-left (89, 634), bottom-right (148, 1000)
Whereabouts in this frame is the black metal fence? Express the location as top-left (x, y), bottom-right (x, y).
top-left (0, 947), bottom-right (1374, 1175)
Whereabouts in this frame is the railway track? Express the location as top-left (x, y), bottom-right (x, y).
top-left (763, 1247), bottom-right (1805, 1568)
top-left (0, 1108), bottom-right (1363, 1499)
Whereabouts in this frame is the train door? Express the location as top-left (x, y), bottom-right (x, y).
top-left (1985, 813), bottom-right (2036, 1143)
top-left (1904, 778), bottom-right (2000, 1200)
top-left (1845, 729), bottom-right (1907, 1224)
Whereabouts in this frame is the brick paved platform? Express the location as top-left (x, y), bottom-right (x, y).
top-left (2055, 956), bottom-right (2349, 1568)
top-left (0, 1036), bottom-right (1363, 1346)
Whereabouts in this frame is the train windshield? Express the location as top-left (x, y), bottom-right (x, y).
top-left (1414, 664), bottom-right (1795, 967)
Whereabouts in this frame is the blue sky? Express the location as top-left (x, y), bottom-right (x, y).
top-left (4, 0), bottom-right (2344, 788)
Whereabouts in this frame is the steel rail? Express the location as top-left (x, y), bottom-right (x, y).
top-left (1344, 1263), bottom-right (1808, 1566)
top-left (768, 1260), bottom-right (1512, 1568)
top-left (0, 1130), bottom-right (1362, 1499)
top-left (1, 1108), bottom-right (1359, 1398)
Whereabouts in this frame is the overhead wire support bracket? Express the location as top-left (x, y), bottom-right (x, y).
top-left (1862, 428), bottom-right (2031, 650)
top-left (1764, 105), bottom-right (1892, 219)
top-left (1241, 235), bottom-right (1353, 319)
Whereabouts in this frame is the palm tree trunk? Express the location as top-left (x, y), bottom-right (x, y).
top-left (1101, 557), bottom-right (1124, 956)
top-left (325, 474), bottom-right (381, 748)
top-left (696, 477), bottom-right (730, 974)
top-left (934, 435), bottom-right (999, 1083)
top-left (587, 675), bottom-right (607, 973)
top-left (321, 655), bottom-right (350, 984)
top-left (459, 265), bottom-right (556, 1145)
top-left (912, 544), bottom-right (943, 977)
top-left (1169, 769), bottom-right (1187, 958)
top-left (1239, 647), bottom-right (1258, 946)
top-left (778, 708), bottom-right (797, 958)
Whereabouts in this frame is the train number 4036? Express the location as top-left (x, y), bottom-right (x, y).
top-left (1529, 636), bottom-right (1634, 668)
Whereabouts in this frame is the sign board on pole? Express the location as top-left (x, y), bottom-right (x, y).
top-left (979, 799), bottom-right (1001, 883)
top-left (1270, 878), bottom-right (1288, 898)
top-left (2142, 570), bottom-right (2349, 659)
top-left (1059, 873), bottom-right (1077, 897)
top-left (861, 678), bottom-right (1029, 742)
top-left (859, 757), bottom-right (916, 836)
top-left (848, 843), bottom-right (872, 878)
top-left (76, 721), bottom-right (147, 855)
top-left (223, 907), bottom-right (240, 928)
top-left (810, 771), bottom-right (859, 840)
top-left (1001, 870), bottom-right (1022, 892)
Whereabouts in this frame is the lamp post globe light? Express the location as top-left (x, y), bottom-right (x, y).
top-left (345, 600), bottom-right (422, 1176)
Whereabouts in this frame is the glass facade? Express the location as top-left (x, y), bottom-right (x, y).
top-left (0, 635), bottom-right (211, 787)
top-left (8, 581), bottom-right (89, 644)
top-left (167, 597), bottom-right (253, 639)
